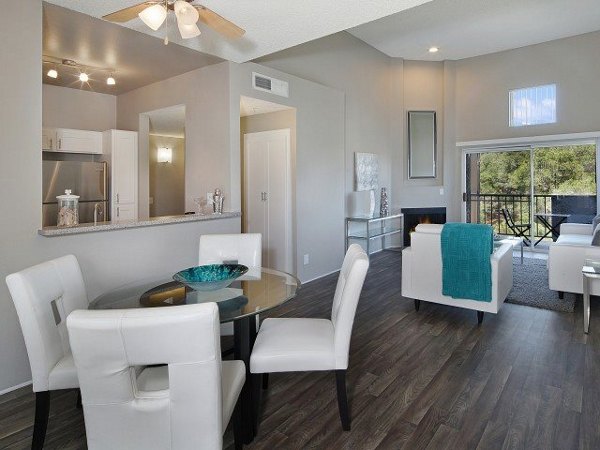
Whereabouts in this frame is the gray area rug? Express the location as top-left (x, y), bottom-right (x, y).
top-left (506, 257), bottom-right (575, 312)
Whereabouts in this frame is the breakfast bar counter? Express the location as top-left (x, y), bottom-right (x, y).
top-left (38, 211), bottom-right (242, 237)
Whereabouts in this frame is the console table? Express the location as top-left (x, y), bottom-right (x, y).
top-left (345, 212), bottom-right (403, 255)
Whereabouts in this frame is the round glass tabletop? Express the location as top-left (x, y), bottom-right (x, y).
top-left (90, 267), bottom-right (300, 323)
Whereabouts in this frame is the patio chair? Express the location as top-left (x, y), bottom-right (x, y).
top-left (500, 209), bottom-right (531, 246)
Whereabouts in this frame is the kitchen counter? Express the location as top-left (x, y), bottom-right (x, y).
top-left (38, 212), bottom-right (241, 237)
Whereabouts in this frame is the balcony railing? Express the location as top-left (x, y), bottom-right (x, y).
top-left (466, 193), bottom-right (596, 238)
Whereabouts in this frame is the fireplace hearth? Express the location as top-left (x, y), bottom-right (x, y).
top-left (401, 207), bottom-right (447, 246)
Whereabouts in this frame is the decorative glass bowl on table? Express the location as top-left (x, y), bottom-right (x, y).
top-left (173, 264), bottom-right (248, 291)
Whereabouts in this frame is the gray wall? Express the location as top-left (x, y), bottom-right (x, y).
top-left (0, 0), bottom-right (240, 393)
top-left (257, 32), bottom-right (393, 216)
top-left (230, 62), bottom-right (345, 283)
top-left (43, 84), bottom-right (116, 131)
top-left (149, 135), bottom-right (186, 217)
top-left (117, 63), bottom-right (231, 215)
top-left (454, 30), bottom-right (600, 142)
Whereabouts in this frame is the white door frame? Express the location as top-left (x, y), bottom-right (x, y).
top-left (243, 128), bottom-right (293, 273)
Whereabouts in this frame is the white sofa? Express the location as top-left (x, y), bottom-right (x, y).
top-left (548, 223), bottom-right (600, 296)
top-left (402, 224), bottom-right (513, 322)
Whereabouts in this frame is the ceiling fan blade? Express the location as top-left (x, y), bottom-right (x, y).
top-left (195, 5), bottom-right (245, 38)
top-left (102, 2), bottom-right (156, 23)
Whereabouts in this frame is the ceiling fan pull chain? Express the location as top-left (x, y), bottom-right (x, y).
top-left (164, 0), bottom-right (169, 45)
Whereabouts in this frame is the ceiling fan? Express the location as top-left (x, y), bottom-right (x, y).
top-left (102, 0), bottom-right (245, 43)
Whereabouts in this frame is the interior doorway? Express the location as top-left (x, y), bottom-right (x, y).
top-left (140, 105), bottom-right (186, 218)
top-left (240, 96), bottom-right (296, 273)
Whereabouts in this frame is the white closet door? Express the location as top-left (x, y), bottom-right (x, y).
top-left (113, 132), bottom-right (137, 205)
top-left (244, 129), bottom-right (291, 272)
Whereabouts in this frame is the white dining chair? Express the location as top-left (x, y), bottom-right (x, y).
top-left (250, 244), bottom-right (369, 430)
top-left (67, 303), bottom-right (246, 450)
top-left (5, 254), bottom-right (88, 450)
top-left (199, 233), bottom-right (262, 338)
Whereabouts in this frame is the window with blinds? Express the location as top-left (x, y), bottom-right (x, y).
top-left (509, 84), bottom-right (556, 127)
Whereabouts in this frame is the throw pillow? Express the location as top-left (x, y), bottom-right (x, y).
top-left (593, 214), bottom-right (600, 231)
top-left (592, 224), bottom-right (600, 246)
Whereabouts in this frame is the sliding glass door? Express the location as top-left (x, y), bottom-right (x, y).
top-left (464, 142), bottom-right (597, 247)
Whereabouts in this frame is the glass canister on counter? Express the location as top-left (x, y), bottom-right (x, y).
top-left (56, 189), bottom-right (79, 227)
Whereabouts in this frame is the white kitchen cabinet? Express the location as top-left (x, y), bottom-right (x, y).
top-left (103, 130), bottom-right (138, 222)
top-left (42, 128), bottom-right (102, 154)
top-left (42, 128), bottom-right (56, 150)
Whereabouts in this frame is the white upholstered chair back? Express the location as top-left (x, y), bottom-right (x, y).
top-left (5, 254), bottom-right (88, 392)
top-left (198, 233), bottom-right (262, 268)
top-left (330, 244), bottom-right (369, 369)
top-left (67, 303), bottom-right (224, 450)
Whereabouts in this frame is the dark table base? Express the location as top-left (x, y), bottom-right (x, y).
top-left (233, 316), bottom-right (258, 444)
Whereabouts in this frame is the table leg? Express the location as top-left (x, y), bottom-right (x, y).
top-left (583, 275), bottom-right (591, 334)
top-left (520, 240), bottom-right (524, 264)
top-left (534, 216), bottom-right (553, 246)
top-left (234, 316), bottom-right (257, 444)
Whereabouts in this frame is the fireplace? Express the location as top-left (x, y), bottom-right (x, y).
top-left (401, 207), bottom-right (447, 246)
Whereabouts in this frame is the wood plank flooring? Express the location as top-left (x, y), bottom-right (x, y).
top-left (1, 250), bottom-right (599, 449)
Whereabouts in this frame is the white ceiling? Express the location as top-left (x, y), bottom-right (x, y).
top-left (349, 0), bottom-right (600, 61)
top-left (147, 105), bottom-right (186, 138)
top-left (43, 3), bottom-right (222, 95)
top-left (240, 96), bottom-right (294, 117)
top-left (45, 0), bottom-right (433, 63)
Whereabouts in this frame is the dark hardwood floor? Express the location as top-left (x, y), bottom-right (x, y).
top-left (1, 250), bottom-right (599, 449)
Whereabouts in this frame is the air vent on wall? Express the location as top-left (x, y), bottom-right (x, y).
top-left (252, 72), bottom-right (289, 98)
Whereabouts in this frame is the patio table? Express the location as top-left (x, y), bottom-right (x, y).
top-left (534, 212), bottom-right (570, 246)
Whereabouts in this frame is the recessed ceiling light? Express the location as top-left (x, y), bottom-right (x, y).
top-left (429, 47), bottom-right (439, 53)
top-left (106, 76), bottom-right (116, 86)
top-left (47, 68), bottom-right (58, 79)
top-left (79, 72), bottom-right (89, 82)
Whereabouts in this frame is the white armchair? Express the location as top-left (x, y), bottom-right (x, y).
top-left (5, 254), bottom-right (88, 450)
top-left (67, 303), bottom-right (245, 450)
top-left (548, 222), bottom-right (600, 296)
top-left (402, 224), bottom-right (513, 323)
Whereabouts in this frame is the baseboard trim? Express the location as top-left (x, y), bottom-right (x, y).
top-left (302, 268), bottom-right (341, 285)
top-left (0, 380), bottom-right (32, 397)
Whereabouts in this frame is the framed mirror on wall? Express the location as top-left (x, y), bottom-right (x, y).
top-left (408, 111), bottom-right (437, 179)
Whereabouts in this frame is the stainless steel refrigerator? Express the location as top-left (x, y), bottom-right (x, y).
top-left (42, 160), bottom-right (108, 227)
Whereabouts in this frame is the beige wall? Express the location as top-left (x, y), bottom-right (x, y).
top-left (0, 0), bottom-right (240, 393)
top-left (116, 63), bottom-right (231, 215)
top-left (149, 135), bottom-right (185, 217)
top-left (42, 84), bottom-right (116, 131)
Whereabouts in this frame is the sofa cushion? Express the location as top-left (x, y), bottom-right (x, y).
top-left (556, 233), bottom-right (593, 247)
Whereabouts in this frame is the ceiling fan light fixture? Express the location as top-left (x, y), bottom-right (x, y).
top-left (138, 4), bottom-right (167, 31)
top-left (47, 68), bottom-right (58, 79)
top-left (174, 0), bottom-right (199, 25)
top-left (178, 21), bottom-right (201, 39)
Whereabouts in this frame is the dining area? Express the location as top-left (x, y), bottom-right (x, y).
top-left (4, 233), bottom-right (369, 449)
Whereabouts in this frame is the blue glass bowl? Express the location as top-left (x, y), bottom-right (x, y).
top-left (173, 264), bottom-right (249, 291)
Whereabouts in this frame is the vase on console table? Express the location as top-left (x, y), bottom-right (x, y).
top-left (380, 187), bottom-right (389, 217)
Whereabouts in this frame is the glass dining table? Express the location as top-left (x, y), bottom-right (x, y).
top-left (90, 267), bottom-right (300, 444)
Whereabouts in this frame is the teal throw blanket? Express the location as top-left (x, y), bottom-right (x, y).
top-left (441, 223), bottom-right (493, 302)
